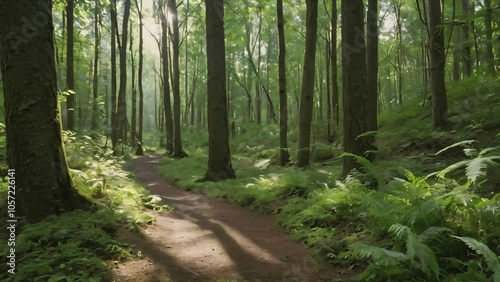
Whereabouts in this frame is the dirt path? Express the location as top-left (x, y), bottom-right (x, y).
top-left (113, 155), bottom-right (351, 282)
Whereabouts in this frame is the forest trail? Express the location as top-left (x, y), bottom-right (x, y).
top-left (112, 154), bottom-right (351, 282)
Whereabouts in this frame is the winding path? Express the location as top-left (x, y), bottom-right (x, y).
top-left (113, 154), bottom-right (350, 282)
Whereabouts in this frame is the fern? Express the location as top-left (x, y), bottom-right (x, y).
top-left (451, 236), bottom-right (500, 282)
top-left (429, 142), bottom-right (500, 184)
top-left (435, 140), bottom-right (477, 156)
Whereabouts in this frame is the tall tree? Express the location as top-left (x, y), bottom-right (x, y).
top-left (331, 0), bottom-right (339, 130)
top-left (366, 0), bottom-right (378, 141)
top-left (66, 0), bottom-right (75, 130)
top-left (484, 0), bottom-right (496, 75)
top-left (117, 0), bottom-right (132, 149)
top-left (296, 0), bottom-right (319, 167)
top-left (277, 0), bottom-right (290, 166)
top-left (168, 0), bottom-right (186, 157)
top-left (130, 19), bottom-right (137, 145)
top-left (110, 0), bottom-right (118, 148)
top-left (462, 0), bottom-right (472, 77)
top-left (0, 0), bottom-right (90, 222)
top-left (341, 0), bottom-right (372, 177)
top-left (134, 0), bottom-right (145, 152)
top-left (91, 0), bottom-right (100, 130)
top-left (158, 0), bottom-right (174, 153)
top-left (428, 0), bottom-right (448, 128)
top-left (202, 0), bottom-right (235, 181)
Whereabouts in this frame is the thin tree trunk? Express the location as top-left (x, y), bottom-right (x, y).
top-left (66, 0), bottom-right (75, 130)
top-left (462, 0), bottom-right (472, 77)
top-left (110, 0), bottom-right (119, 148)
top-left (366, 0), bottom-right (378, 143)
top-left (168, 0), bottom-right (186, 157)
top-left (117, 0), bottom-right (131, 150)
top-left (91, 0), bottom-right (100, 130)
top-left (159, 0), bottom-right (174, 153)
top-left (130, 19), bottom-right (137, 145)
top-left (277, 0), bottom-right (290, 166)
top-left (134, 0), bottom-right (145, 147)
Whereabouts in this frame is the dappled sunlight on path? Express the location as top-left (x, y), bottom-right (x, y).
top-left (115, 154), bottom-right (346, 281)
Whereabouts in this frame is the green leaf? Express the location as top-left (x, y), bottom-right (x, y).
top-left (451, 236), bottom-right (500, 282)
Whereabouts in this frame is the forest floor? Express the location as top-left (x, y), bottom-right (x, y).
top-left (111, 154), bottom-right (355, 282)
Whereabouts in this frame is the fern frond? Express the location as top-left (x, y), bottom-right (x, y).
top-left (418, 226), bottom-right (451, 242)
top-left (427, 159), bottom-right (470, 179)
top-left (350, 242), bottom-right (408, 265)
top-left (466, 156), bottom-right (500, 183)
top-left (389, 223), bottom-right (410, 238)
top-left (451, 236), bottom-right (500, 282)
top-left (479, 146), bottom-right (500, 156)
top-left (407, 231), bottom-right (440, 278)
top-left (435, 140), bottom-right (477, 156)
top-left (339, 152), bottom-right (375, 174)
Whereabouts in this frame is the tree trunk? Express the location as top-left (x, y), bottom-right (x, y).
top-left (110, 0), bottom-right (118, 148)
top-left (134, 0), bottom-right (144, 149)
top-left (331, 0), bottom-right (339, 129)
top-left (66, 0), bottom-right (75, 131)
top-left (366, 0), bottom-right (378, 142)
top-left (168, 0), bottom-right (186, 157)
top-left (0, 0), bottom-right (90, 222)
top-left (130, 19), bottom-right (137, 145)
top-left (462, 0), bottom-right (472, 77)
top-left (428, 0), bottom-right (448, 128)
top-left (484, 0), bottom-right (496, 75)
top-left (277, 0), bottom-right (290, 166)
top-left (341, 0), bottom-right (373, 177)
top-left (117, 0), bottom-right (131, 151)
top-left (159, 0), bottom-right (174, 153)
top-left (91, 0), bottom-right (100, 130)
top-left (202, 0), bottom-right (235, 181)
top-left (296, 0), bottom-right (318, 167)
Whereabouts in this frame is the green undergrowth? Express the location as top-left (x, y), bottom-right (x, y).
top-left (156, 78), bottom-right (499, 282)
top-left (0, 132), bottom-right (167, 281)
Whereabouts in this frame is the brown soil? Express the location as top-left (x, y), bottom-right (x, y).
top-left (112, 154), bottom-right (354, 282)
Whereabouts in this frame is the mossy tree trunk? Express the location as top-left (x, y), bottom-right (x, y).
top-left (202, 0), bottom-right (235, 181)
top-left (0, 0), bottom-right (90, 222)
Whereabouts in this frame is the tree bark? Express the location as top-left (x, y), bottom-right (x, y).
top-left (366, 0), bottom-right (378, 144)
top-left (158, 0), bottom-right (174, 153)
top-left (202, 0), bottom-right (235, 181)
top-left (169, 0), bottom-right (186, 157)
top-left (117, 0), bottom-right (131, 151)
top-left (134, 0), bottom-right (144, 150)
top-left (331, 0), bottom-right (339, 129)
top-left (66, 0), bottom-right (75, 131)
top-left (0, 0), bottom-right (90, 222)
top-left (91, 0), bottom-right (100, 130)
top-left (130, 19), bottom-right (137, 145)
top-left (462, 0), bottom-right (472, 77)
top-left (296, 0), bottom-right (318, 167)
top-left (484, 0), bottom-right (496, 75)
top-left (277, 0), bottom-right (290, 166)
top-left (428, 0), bottom-right (448, 128)
top-left (110, 0), bottom-right (118, 148)
top-left (341, 0), bottom-right (373, 177)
